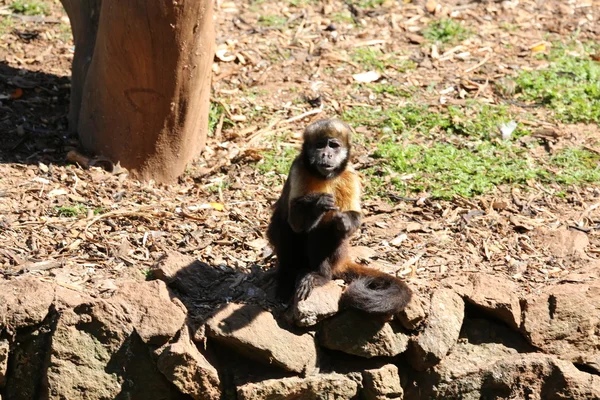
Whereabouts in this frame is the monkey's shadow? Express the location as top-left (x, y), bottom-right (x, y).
top-left (152, 256), bottom-right (308, 386)
top-left (151, 256), bottom-right (284, 334)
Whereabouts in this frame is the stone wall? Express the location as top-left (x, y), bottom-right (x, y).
top-left (0, 251), bottom-right (599, 399)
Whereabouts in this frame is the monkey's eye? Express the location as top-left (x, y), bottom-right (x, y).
top-left (328, 140), bottom-right (341, 149)
top-left (315, 140), bottom-right (328, 149)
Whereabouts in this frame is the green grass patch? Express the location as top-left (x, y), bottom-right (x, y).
top-left (342, 100), bottom-right (599, 199)
top-left (350, 48), bottom-right (416, 72)
top-left (549, 147), bottom-right (600, 184)
top-left (370, 140), bottom-right (540, 199)
top-left (9, 0), bottom-right (49, 15)
top-left (55, 204), bottom-right (86, 218)
top-left (356, 0), bottom-right (386, 8)
top-left (422, 18), bottom-right (470, 44)
top-left (258, 14), bottom-right (288, 27)
top-left (342, 102), bottom-right (525, 140)
top-left (514, 43), bottom-right (600, 124)
top-left (258, 144), bottom-right (297, 176)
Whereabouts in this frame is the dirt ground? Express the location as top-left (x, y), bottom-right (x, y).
top-left (0, 0), bottom-right (599, 305)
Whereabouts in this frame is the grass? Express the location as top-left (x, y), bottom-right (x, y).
top-left (55, 204), bottom-right (87, 218)
top-left (0, 15), bottom-right (14, 35)
top-left (350, 48), bottom-right (416, 72)
top-left (340, 95), bottom-right (600, 199)
top-left (370, 140), bottom-right (540, 199)
top-left (422, 18), bottom-right (470, 44)
top-left (258, 14), bottom-right (288, 27)
top-left (258, 144), bottom-right (297, 176)
top-left (514, 43), bottom-right (600, 124)
top-left (342, 102), bottom-right (525, 141)
top-left (9, 0), bottom-right (49, 15)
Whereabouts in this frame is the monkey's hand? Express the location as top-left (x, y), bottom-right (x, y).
top-left (331, 211), bottom-right (361, 238)
top-left (289, 193), bottom-right (338, 233)
top-left (295, 272), bottom-right (329, 301)
top-left (314, 193), bottom-right (338, 213)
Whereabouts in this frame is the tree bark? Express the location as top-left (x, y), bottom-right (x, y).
top-left (60, 0), bottom-right (214, 182)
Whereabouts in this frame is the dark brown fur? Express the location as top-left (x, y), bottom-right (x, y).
top-left (267, 118), bottom-right (412, 316)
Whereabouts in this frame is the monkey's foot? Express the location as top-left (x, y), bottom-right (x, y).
top-left (295, 273), bottom-right (328, 301)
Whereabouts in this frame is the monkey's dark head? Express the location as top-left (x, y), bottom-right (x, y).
top-left (302, 118), bottom-right (352, 180)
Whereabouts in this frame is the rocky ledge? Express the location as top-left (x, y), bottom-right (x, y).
top-left (1, 248), bottom-right (599, 399)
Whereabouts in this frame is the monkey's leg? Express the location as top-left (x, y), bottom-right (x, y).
top-left (295, 229), bottom-right (338, 301)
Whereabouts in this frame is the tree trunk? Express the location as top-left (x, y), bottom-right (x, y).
top-left (60, 0), bottom-right (214, 182)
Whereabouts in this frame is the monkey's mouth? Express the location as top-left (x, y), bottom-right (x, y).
top-left (318, 164), bottom-right (335, 171)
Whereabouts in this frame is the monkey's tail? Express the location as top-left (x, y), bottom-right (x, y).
top-left (339, 262), bottom-right (412, 315)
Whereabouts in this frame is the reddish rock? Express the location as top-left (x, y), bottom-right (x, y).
top-left (409, 288), bottom-right (464, 371)
top-left (0, 339), bottom-right (8, 387)
top-left (397, 294), bottom-right (428, 331)
top-left (293, 280), bottom-right (343, 327)
top-left (206, 303), bottom-right (317, 374)
top-left (362, 364), bottom-right (403, 400)
top-left (157, 327), bottom-right (221, 400)
top-left (522, 282), bottom-right (600, 371)
top-left (0, 276), bottom-right (55, 331)
top-left (237, 374), bottom-right (359, 400)
top-left (319, 311), bottom-right (409, 358)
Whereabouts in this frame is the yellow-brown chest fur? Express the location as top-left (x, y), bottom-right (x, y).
top-left (288, 160), bottom-right (361, 213)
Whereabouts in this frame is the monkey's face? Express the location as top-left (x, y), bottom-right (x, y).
top-left (307, 137), bottom-right (348, 179)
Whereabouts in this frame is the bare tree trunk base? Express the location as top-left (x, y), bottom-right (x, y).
top-left (60, 0), bottom-right (214, 182)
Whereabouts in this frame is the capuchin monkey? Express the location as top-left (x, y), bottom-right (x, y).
top-left (267, 118), bottom-right (412, 316)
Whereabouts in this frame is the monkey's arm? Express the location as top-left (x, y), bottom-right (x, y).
top-left (288, 192), bottom-right (338, 233)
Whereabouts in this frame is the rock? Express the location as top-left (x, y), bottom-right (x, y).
top-left (533, 227), bottom-right (589, 259)
top-left (206, 303), bottom-right (317, 374)
top-left (237, 373), bottom-right (359, 400)
top-left (4, 315), bottom-right (55, 400)
top-left (0, 276), bottom-right (55, 331)
top-left (432, 354), bottom-right (600, 400)
top-left (44, 311), bottom-right (122, 399)
top-left (409, 288), bottom-right (464, 371)
top-left (157, 327), bottom-right (221, 400)
top-left (362, 364), bottom-right (403, 400)
top-left (319, 311), bottom-right (409, 358)
top-left (152, 250), bottom-right (221, 297)
top-left (466, 274), bottom-right (521, 329)
top-left (397, 295), bottom-right (427, 331)
top-left (113, 281), bottom-right (187, 346)
top-left (293, 280), bottom-right (343, 327)
top-left (522, 282), bottom-right (600, 371)
top-left (0, 339), bottom-right (8, 387)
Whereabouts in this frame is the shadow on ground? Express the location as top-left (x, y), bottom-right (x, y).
top-left (0, 62), bottom-right (74, 165)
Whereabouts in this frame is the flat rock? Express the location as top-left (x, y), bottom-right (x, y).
top-left (206, 303), bottom-right (317, 374)
top-left (448, 273), bottom-right (521, 329)
top-left (319, 311), bottom-right (409, 358)
top-left (237, 373), bottom-right (359, 400)
top-left (0, 339), bottom-right (8, 387)
top-left (533, 227), bottom-right (589, 259)
top-left (44, 311), bottom-right (121, 399)
top-left (431, 354), bottom-right (600, 400)
top-left (157, 327), bottom-right (221, 400)
top-left (113, 280), bottom-right (187, 346)
top-left (397, 294), bottom-right (428, 331)
top-left (293, 280), bottom-right (343, 327)
top-left (152, 250), bottom-right (221, 297)
top-left (0, 276), bottom-right (55, 331)
top-left (362, 364), bottom-right (403, 400)
top-left (522, 282), bottom-right (600, 372)
top-left (409, 288), bottom-right (464, 371)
